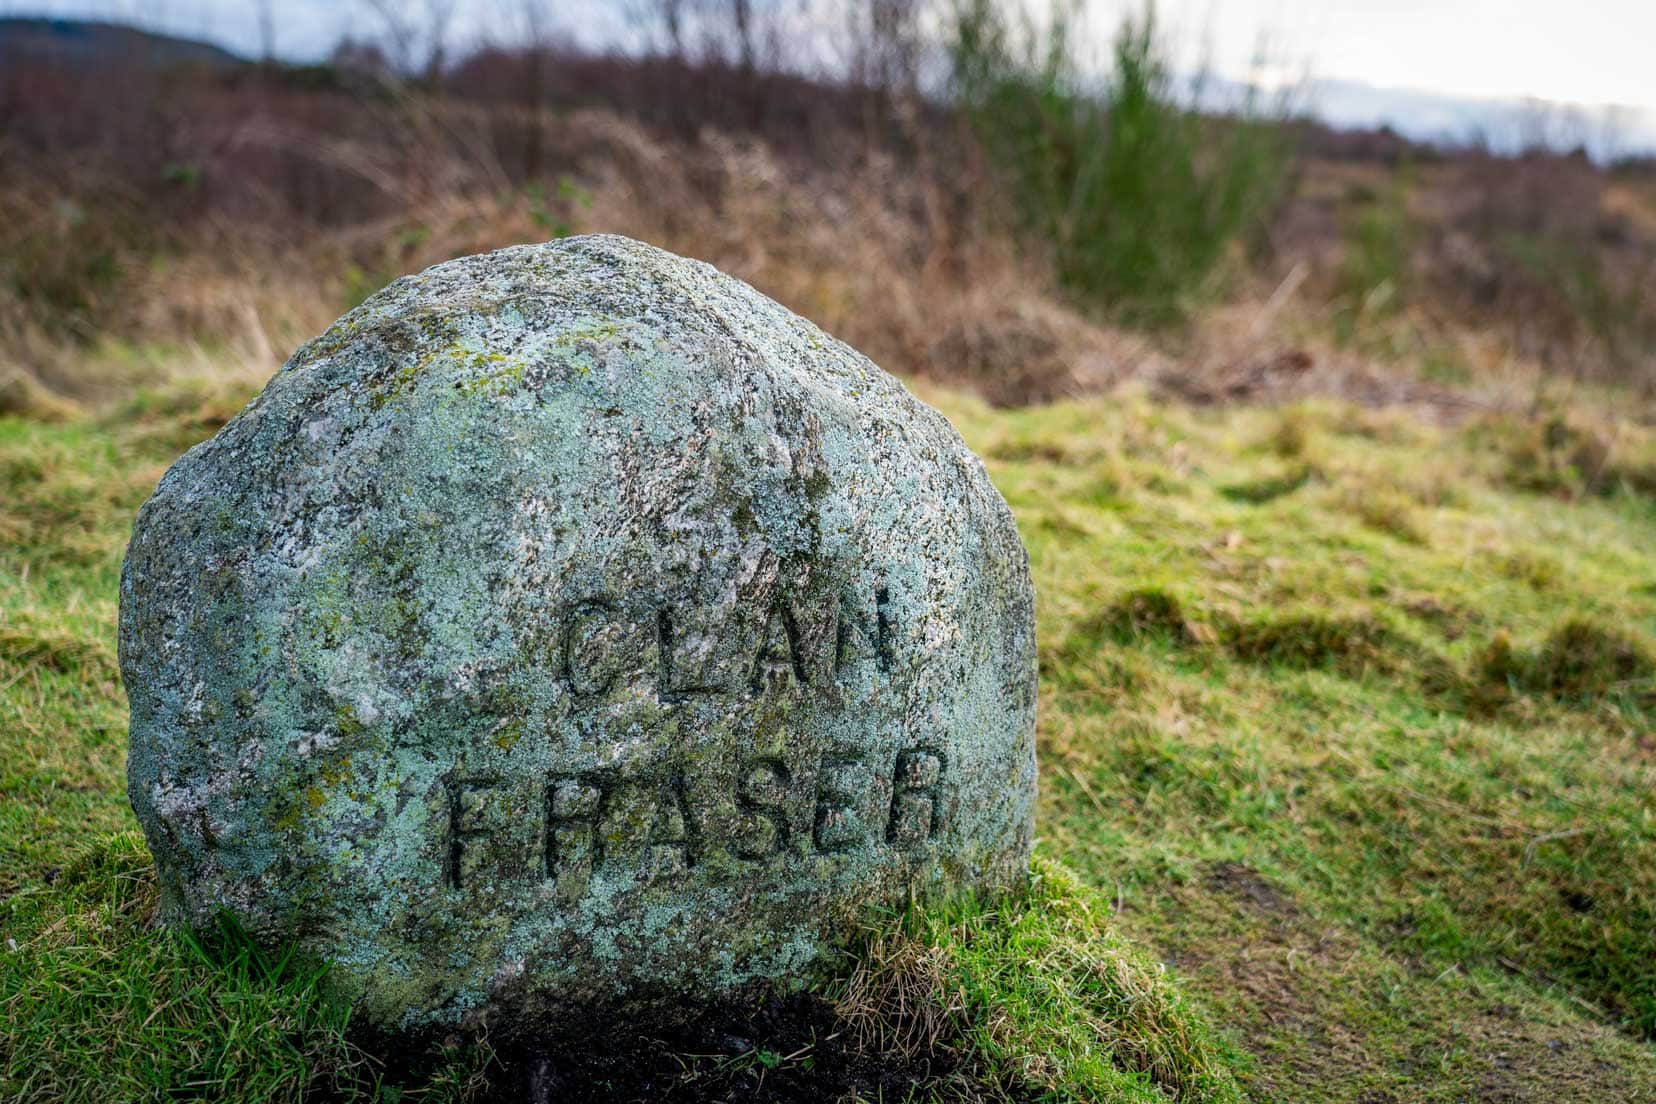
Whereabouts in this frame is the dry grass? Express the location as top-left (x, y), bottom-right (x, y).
top-left (8, 90), bottom-right (1655, 420)
top-left (3, 105), bottom-right (1124, 410)
top-left (833, 928), bottom-right (965, 1063)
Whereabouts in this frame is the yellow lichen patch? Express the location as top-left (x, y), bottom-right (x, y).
top-left (455, 352), bottom-right (528, 398)
top-left (492, 722), bottom-right (523, 752)
top-left (320, 760), bottom-right (353, 790)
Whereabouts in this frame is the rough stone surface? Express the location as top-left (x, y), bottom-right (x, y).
top-left (119, 235), bottom-right (1037, 1033)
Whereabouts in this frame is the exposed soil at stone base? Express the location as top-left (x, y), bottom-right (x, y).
top-left (353, 992), bottom-right (980, 1104)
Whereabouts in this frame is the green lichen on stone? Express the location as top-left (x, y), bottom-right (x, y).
top-left (119, 235), bottom-right (1037, 1036)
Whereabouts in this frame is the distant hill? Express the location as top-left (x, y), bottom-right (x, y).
top-left (1199, 72), bottom-right (1656, 162)
top-left (0, 16), bottom-right (244, 69)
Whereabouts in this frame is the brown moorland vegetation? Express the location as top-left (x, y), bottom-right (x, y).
top-left (1, 12), bottom-right (1652, 419)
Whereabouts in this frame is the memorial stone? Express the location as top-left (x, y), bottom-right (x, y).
top-left (119, 235), bottom-right (1037, 1032)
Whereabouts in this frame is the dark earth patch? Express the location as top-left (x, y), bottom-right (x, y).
top-left (1207, 861), bottom-right (1296, 916)
top-left (347, 992), bottom-right (977, 1104)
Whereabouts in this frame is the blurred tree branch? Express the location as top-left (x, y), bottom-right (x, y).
top-left (360, 0), bottom-right (459, 83)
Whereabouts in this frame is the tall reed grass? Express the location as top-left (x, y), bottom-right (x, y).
top-left (948, 1), bottom-right (1290, 326)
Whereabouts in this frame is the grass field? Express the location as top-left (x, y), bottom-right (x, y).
top-left (2, 378), bottom-right (1654, 1102)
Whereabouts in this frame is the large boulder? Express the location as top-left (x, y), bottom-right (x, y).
top-left (119, 235), bottom-right (1037, 1034)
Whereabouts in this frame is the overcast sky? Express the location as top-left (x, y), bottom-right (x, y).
top-left (1112, 0), bottom-right (1656, 112)
top-left (9, 0), bottom-right (1656, 140)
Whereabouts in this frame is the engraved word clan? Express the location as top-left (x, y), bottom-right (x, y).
top-left (549, 582), bottom-right (898, 704)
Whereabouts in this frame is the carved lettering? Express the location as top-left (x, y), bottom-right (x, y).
top-left (441, 747), bottom-right (948, 893)
top-left (656, 607), bottom-right (726, 703)
top-left (735, 758), bottom-right (792, 860)
top-left (545, 774), bottom-right (606, 899)
top-left (875, 586), bottom-right (895, 673)
top-left (448, 777), bottom-right (501, 890)
top-left (834, 585), bottom-right (896, 677)
top-left (887, 748), bottom-right (946, 848)
top-left (749, 592), bottom-right (809, 694)
top-left (527, 579), bottom-right (896, 705)
top-left (813, 755), bottom-right (870, 854)
top-left (648, 771), bottom-right (698, 875)
top-left (563, 600), bottom-right (630, 697)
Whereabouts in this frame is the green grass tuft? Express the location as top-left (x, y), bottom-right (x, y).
top-left (0, 837), bottom-right (495, 1103)
top-left (1218, 463), bottom-right (1317, 504)
top-left (1220, 609), bottom-right (1411, 676)
top-left (931, 860), bottom-right (1242, 1103)
top-left (1476, 617), bottom-right (1655, 709)
top-left (1088, 587), bottom-right (1200, 646)
top-left (834, 858), bottom-right (1243, 1103)
top-left (1, 834), bottom-right (356, 1103)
